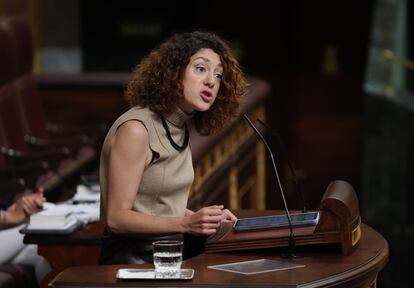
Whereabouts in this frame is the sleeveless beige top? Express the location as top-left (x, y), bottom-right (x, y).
top-left (99, 106), bottom-right (194, 222)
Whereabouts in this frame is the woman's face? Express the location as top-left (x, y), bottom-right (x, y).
top-left (179, 48), bottom-right (223, 113)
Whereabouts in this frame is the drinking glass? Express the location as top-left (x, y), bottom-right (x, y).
top-left (152, 240), bottom-right (183, 277)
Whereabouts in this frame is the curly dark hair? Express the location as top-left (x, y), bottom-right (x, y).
top-left (125, 31), bottom-right (246, 135)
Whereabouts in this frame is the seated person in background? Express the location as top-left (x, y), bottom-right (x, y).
top-left (0, 188), bottom-right (45, 226)
top-left (0, 188), bottom-right (51, 286)
top-left (99, 30), bottom-right (246, 264)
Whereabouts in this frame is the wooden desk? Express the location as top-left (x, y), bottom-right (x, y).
top-left (47, 224), bottom-right (388, 287)
top-left (23, 222), bottom-right (102, 287)
top-left (23, 221), bottom-right (102, 287)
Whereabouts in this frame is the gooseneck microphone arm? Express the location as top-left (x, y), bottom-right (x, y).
top-left (256, 119), bottom-right (307, 213)
top-left (243, 114), bottom-right (298, 258)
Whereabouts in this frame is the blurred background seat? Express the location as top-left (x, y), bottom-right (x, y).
top-left (0, 83), bottom-right (64, 194)
top-left (0, 15), bottom-right (106, 201)
top-left (0, 15), bottom-right (107, 141)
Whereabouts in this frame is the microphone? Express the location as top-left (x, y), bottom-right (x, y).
top-left (256, 119), bottom-right (307, 213)
top-left (243, 114), bottom-right (301, 258)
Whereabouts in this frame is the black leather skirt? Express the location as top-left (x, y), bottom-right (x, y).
top-left (98, 229), bottom-right (184, 265)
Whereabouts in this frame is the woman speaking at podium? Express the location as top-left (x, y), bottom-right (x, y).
top-left (99, 31), bottom-right (246, 264)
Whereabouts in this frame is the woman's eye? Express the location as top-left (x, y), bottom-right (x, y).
top-left (196, 66), bottom-right (206, 72)
top-left (215, 73), bottom-right (222, 79)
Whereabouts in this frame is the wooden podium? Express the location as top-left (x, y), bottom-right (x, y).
top-left (206, 180), bottom-right (361, 256)
top-left (48, 223), bottom-right (388, 288)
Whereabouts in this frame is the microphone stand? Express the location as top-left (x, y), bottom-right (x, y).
top-left (256, 119), bottom-right (307, 213)
top-left (243, 114), bottom-right (301, 259)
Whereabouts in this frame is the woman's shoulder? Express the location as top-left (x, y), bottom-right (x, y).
top-left (105, 106), bottom-right (160, 147)
top-left (115, 120), bottom-right (149, 142)
top-left (120, 106), bottom-right (158, 122)
top-left (117, 106), bottom-right (154, 130)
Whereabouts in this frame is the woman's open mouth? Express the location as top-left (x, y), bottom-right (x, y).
top-left (200, 90), bottom-right (213, 102)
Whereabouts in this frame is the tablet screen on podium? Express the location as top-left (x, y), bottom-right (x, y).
top-left (233, 211), bottom-right (319, 232)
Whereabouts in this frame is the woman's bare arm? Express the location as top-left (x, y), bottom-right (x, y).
top-left (105, 120), bottom-right (224, 236)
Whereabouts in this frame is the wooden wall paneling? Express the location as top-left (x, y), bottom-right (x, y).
top-left (39, 86), bottom-right (128, 126)
top-left (266, 74), bottom-right (363, 211)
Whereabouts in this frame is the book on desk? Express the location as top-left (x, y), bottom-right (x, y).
top-left (20, 200), bottom-right (99, 235)
top-left (29, 206), bottom-right (74, 226)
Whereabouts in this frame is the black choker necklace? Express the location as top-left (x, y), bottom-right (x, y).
top-left (160, 115), bottom-right (189, 151)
